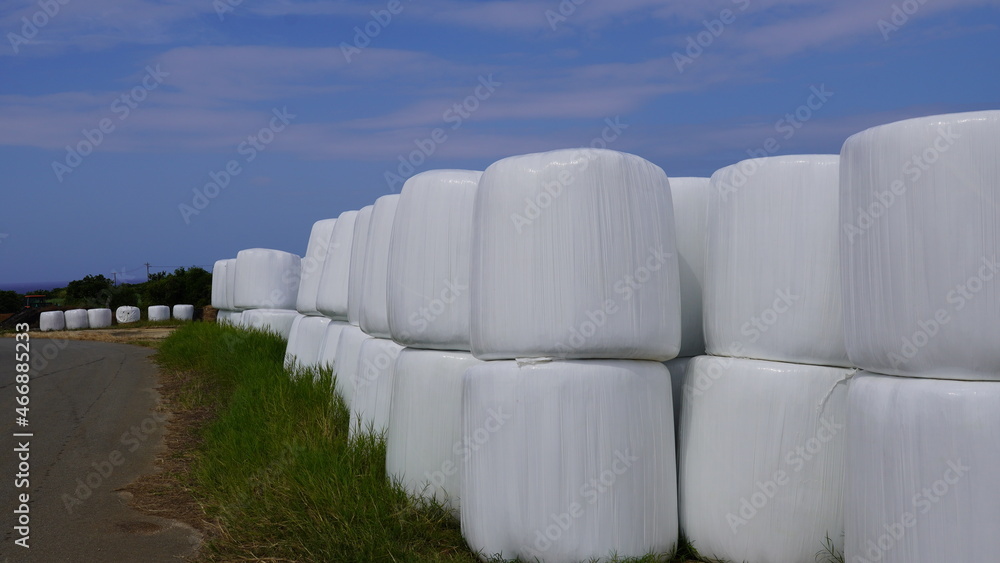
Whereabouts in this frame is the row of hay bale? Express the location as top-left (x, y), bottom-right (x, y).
top-left (210, 109), bottom-right (998, 563)
top-left (37, 304), bottom-right (194, 331)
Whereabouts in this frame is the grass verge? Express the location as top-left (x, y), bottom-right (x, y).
top-left (151, 321), bottom-right (738, 562)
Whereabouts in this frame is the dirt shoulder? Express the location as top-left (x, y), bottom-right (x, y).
top-left (25, 326), bottom-right (178, 346)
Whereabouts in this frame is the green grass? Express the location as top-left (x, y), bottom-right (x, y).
top-left (153, 322), bottom-right (738, 562)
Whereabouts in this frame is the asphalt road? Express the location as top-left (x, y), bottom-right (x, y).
top-left (0, 336), bottom-right (199, 562)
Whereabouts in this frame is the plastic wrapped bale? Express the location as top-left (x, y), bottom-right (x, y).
top-left (216, 310), bottom-right (237, 325)
top-left (840, 110), bottom-right (1000, 379)
top-left (172, 304), bottom-right (194, 321)
top-left (225, 258), bottom-right (238, 310)
top-left (240, 308), bottom-right (299, 339)
top-left (471, 149), bottom-right (681, 361)
top-left (148, 305), bottom-right (170, 322)
top-left (349, 338), bottom-right (404, 437)
top-left (64, 308), bottom-right (90, 330)
top-left (316, 210), bottom-right (359, 320)
top-left (333, 325), bottom-right (372, 406)
top-left (233, 248), bottom-right (301, 311)
top-left (844, 372), bottom-right (1000, 563)
top-left (678, 356), bottom-right (852, 563)
top-left (386, 349), bottom-right (482, 514)
top-left (39, 311), bottom-right (65, 332)
top-left (296, 218), bottom-right (338, 316)
top-left (347, 206), bottom-right (374, 326)
top-left (316, 320), bottom-right (349, 371)
top-left (87, 308), bottom-right (113, 329)
top-left (704, 155), bottom-right (849, 366)
top-left (116, 306), bottom-right (140, 324)
top-left (283, 315), bottom-right (331, 371)
top-left (461, 359), bottom-right (677, 563)
top-left (669, 178), bottom-right (710, 357)
top-left (211, 259), bottom-right (231, 310)
top-left (359, 195), bottom-right (400, 338)
top-left (387, 170), bottom-right (481, 350)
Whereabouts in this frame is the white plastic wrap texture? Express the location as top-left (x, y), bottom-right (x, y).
top-left (225, 258), bottom-right (238, 310)
top-left (283, 315), bottom-right (331, 370)
top-left (669, 178), bottom-right (710, 357)
top-left (471, 149), bottom-right (681, 361)
top-left (240, 308), bottom-right (299, 339)
top-left (704, 155), bottom-right (850, 366)
top-left (316, 320), bottom-right (349, 370)
top-left (347, 206), bottom-right (374, 326)
top-left (387, 170), bottom-right (481, 350)
top-left (844, 372), bottom-right (1000, 563)
top-left (211, 259), bottom-right (230, 310)
top-left (64, 309), bottom-right (89, 330)
top-left (148, 305), bottom-right (170, 322)
top-left (296, 218), bottom-right (338, 316)
top-left (87, 308), bottom-right (113, 329)
top-left (316, 210), bottom-right (359, 320)
top-left (385, 349), bottom-right (482, 513)
top-left (116, 306), bottom-right (140, 324)
top-left (359, 195), bottom-right (400, 338)
top-left (173, 304), bottom-right (194, 321)
top-left (39, 311), bottom-right (65, 331)
top-left (678, 356), bottom-right (852, 563)
top-left (461, 359), bottom-right (677, 563)
top-left (333, 325), bottom-right (372, 407)
top-left (349, 338), bottom-right (403, 437)
top-left (840, 111), bottom-right (1000, 379)
top-left (216, 310), bottom-right (237, 325)
top-left (233, 248), bottom-right (301, 311)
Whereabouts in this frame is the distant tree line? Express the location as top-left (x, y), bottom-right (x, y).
top-left (0, 267), bottom-right (212, 314)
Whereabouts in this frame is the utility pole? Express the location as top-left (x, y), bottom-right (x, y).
top-left (145, 262), bottom-right (151, 280)
top-left (112, 272), bottom-right (117, 286)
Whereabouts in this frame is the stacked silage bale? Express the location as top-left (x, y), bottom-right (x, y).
top-left (284, 217), bottom-right (344, 372)
top-left (660, 177), bottom-right (710, 437)
top-left (211, 258), bottom-right (240, 324)
top-left (383, 170), bottom-right (484, 514)
top-left (839, 111), bottom-right (1000, 563)
top-left (462, 149), bottom-right (681, 562)
top-left (349, 195), bottom-right (405, 437)
top-left (678, 155), bottom-right (854, 563)
top-left (231, 248), bottom-right (301, 338)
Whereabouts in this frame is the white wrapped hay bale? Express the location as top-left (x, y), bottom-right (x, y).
top-left (678, 356), bottom-right (852, 563)
top-left (225, 258), bottom-right (238, 310)
top-left (216, 310), bottom-right (237, 325)
top-left (316, 320), bottom-right (349, 371)
top-left (461, 359), bottom-right (677, 562)
top-left (296, 218), bottom-right (338, 316)
top-left (844, 372), bottom-right (1000, 563)
top-left (387, 170), bottom-right (481, 350)
top-left (704, 155), bottom-right (849, 366)
top-left (840, 110), bottom-right (1000, 379)
top-left (211, 259), bottom-right (231, 310)
top-left (471, 149), bottom-right (681, 361)
top-left (386, 349), bottom-right (482, 513)
top-left (347, 205), bottom-right (374, 326)
top-left (39, 311), bottom-right (66, 331)
top-left (87, 308), bottom-right (113, 329)
top-left (173, 304), bottom-right (194, 321)
top-left (233, 248), bottom-right (301, 311)
top-left (333, 324), bottom-right (372, 406)
top-left (349, 337), bottom-right (404, 437)
top-left (669, 177), bottom-right (710, 357)
top-left (148, 305), bottom-right (170, 322)
top-left (359, 195), bottom-right (400, 338)
top-left (240, 308), bottom-right (299, 339)
top-left (316, 210), bottom-right (359, 320)
top-left (64, 308), bottom-right (89, 330)
top-left (116, 306), bottom-right (140, 324)
top-left (283, 314), bottom-right (331, 370)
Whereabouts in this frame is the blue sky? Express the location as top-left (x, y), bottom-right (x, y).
top-left (0, 0), bottom-right (997, 286)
